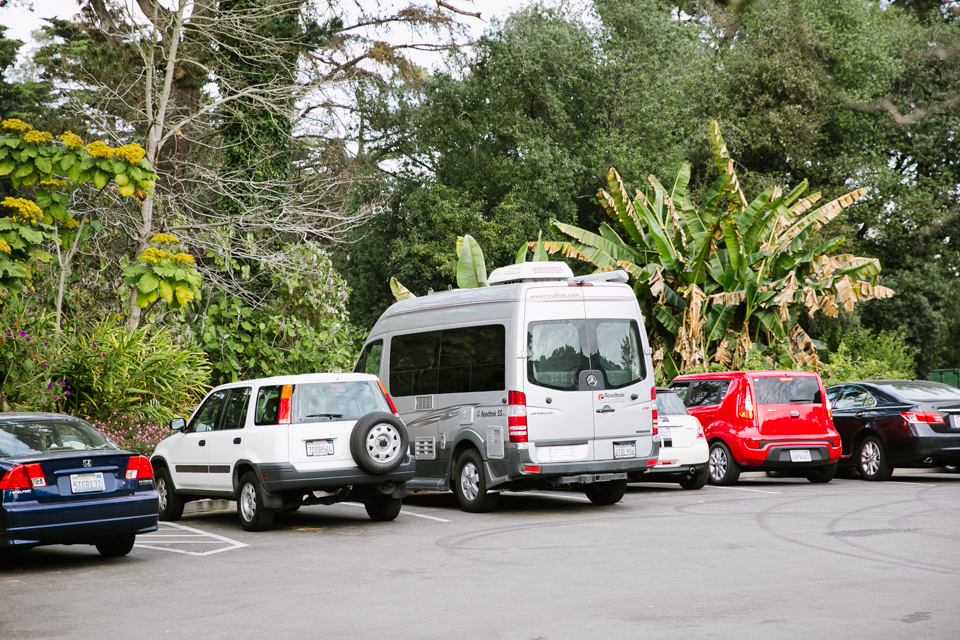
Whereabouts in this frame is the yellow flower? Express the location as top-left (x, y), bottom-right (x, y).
top-left (24, 130), bottom-right (53, 144)
top-left (0, 238), bottom-right (10, 255)
top-left (62, 218), bottom-right (80, 229)
top-left (1, 197), bottom-right (43, 223)
top-left (40, 179), bottom-right (68, 188)
top-left (84, 140), bottom-right (114, 158)
top-left (172, 252), bottom-right (195, 264)
top-left (59, 131), bottom-right (84, 149)
top-left (150, 233), bottom-right (179, 244)
top-left (140, 247), bottom-right (170, 264)
top-left (1, 119), bottom-right (32, 132)
top-left (114, 143), bottom-right (146, 165)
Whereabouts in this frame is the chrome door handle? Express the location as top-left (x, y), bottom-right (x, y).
top-left (199, 440), bottom-right (206, 446)
top-left (596, 406), bottom-right (615, 414)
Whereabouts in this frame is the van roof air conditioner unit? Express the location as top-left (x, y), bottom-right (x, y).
top-left (487, 262), bottom-right (575, 285)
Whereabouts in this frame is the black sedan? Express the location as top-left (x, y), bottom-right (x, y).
top-left (1, 413), bottom-right (159, 556)
top-left (826, 381), bottom-right (960, 480)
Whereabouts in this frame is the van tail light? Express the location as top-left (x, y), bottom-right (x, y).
top-left (125, 455), bottom-right (154, 480)
top-left (278, 384), bottom-right (293, 424)
top-left (651, 387), bottom-right (658, 437)
top-left (0, 463), bottom-right (46, 490)
top-left (738, 385), bottom-right (754, 421)
top-left (377, 380), bottom-right (400, 417)
top-left (902, 411), bottom-right (945, 425)
top-left (508, 391), bottom-right (527, 443)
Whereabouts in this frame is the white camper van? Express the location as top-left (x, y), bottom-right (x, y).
top-left (354, 263), bottom-right (659, 512)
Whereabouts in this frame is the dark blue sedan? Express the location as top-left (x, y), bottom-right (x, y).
top-left (1, 413), bottom-right (159, 557)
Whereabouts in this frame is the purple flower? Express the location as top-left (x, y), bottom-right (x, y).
top-left (102, 352), bottom-right (106, 356)
top-left (22, 350), bottom-right (26, 355)
top-left (92, 344), bottom-right (97, 348)
top-left (26, 338), bottom-right (30, 342)
top-left (48, 383), bottom-right (53, 389)
top-left (65, 391), bottom-right (70, 396)
top-left (44, 342), bottom-right (48, 346)
top-left (61, 381), bottom-right (66, 386)
top-left (5, 333), bottom-right (10, 337)
top-left (19, 331), bottom-right (25, 337)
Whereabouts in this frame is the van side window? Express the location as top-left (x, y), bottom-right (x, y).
top-left (354, 340), bottom-right (383, 377)
top-left (389, 331), bottom-right (441, 397)
top-left (255, 386), bottom-right (284, 425)
top-left (438, 325), bottom-right (506, 394)
top-left (527, 320), bottom-right (586, 391)
top-left (685, 380), bottom-right (731, 407)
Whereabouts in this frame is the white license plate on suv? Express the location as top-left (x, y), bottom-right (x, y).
top-left (613, 441), bottom-right (636, 459)
top-left (790, 449), bottom-right (812, 463)
top-left (70, 472), bottom-right (105, 494)
top-left (659, 427), bottom-right (671, 442)
top-left (306, 440), bottom-right (335, 457)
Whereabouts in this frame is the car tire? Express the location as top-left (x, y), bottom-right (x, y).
top-left (155, 466), bottom-right (184, 521)
top-left (95, 534), bottom-right (136, 558)
top-left (708, 441), bottom-right (741, 485)
top-left (237, 472), bottom-right (275, 531)
top-left (806, 462), bottom-right (838, 484)
top-left (454, 449), bottom-right (499, 513)
top-left (857, 436), bottom-right (893, 481)
top-left (350, 412), bottom-right (409, 475)
top-left (364, 497), bottom-right (403, 522)
top-left (678, 465), bottom-right (709, 490)
top-left (584, 479), bottom-right (628, 505)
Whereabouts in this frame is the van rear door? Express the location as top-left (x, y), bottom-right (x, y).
top-left (523, 287), bottom-right (595, 463)
top-left (583, 286), bottom-right (655, 461)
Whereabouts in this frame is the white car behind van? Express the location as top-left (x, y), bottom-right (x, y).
top-left (354, 263), bottom-right (659, 512)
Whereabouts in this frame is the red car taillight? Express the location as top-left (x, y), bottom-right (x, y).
top-left (651, 387), bottom-right (658, 437)
top-left (738, 385), bottom-right (754, 421)
top-left (902, 411), bottom-right (945, 425)
top-left (0, 463), bottom-right (46, 490)
top-left (125, 455), bottom-right (154, 480)
top-left (377, 380), bottom-right (400, 417)
top-left (508, 391), bottom-right (527, 443)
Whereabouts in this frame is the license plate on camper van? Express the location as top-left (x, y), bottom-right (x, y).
top-left (306, 440), bottom-right (335, 457)
top-left (613, 441), bottom-right (636, 459)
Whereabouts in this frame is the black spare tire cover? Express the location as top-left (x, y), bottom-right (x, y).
top-left (350, 412), bottom-right (409, 475)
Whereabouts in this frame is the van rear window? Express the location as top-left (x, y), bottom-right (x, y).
top-left (753, 376), bottom-right (822, 405)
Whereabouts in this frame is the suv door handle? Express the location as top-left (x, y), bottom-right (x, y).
top-left (234, 437), bottom-right (241, 444)
top-left (596, 405), bottom-right (615, 414)
top-left (199, 440), bottom-right (206, 446)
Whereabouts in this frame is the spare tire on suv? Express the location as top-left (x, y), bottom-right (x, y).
top-left (350, 412), bottom-right (409, 475)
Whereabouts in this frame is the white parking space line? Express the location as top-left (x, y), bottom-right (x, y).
top-left (135, 522), bottom-right (248, 556)
top-left (522, 491), bottom-right (593, 502)
top-left (341, 501), bottom-right (452, 523)
top-left (704, 485), bottom-right (781, 495)
top-left (887, 481), bottom-right (938, 487)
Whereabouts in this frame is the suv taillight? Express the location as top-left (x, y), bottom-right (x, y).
top-left (278, 384), bottom-right (293, 424)
top-left (0, 463), bottom-right (45, 490)
top-left (377, 380), bottom-right (400, 417)
top-left (651, 387), bottom-right (658, 437)
top-left (125, 455), bottom-right (154, 480)
top-left (508, 391), bottom-right (527, 443)
top-left (902, 411), bottom-right (945, 425)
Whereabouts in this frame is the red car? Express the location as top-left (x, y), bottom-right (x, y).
top-left (668, 371), bottom-right (842, 485)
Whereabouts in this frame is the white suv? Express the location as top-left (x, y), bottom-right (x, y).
top-left (151, 373), bottom-right (416, 531)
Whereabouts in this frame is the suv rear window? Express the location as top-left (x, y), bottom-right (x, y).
top-left (657, 391), bottom-right (688, 416)
top-left (752, 376), bottom-right (822, 405)
top-left (297, 382), bottom-right (391, 422)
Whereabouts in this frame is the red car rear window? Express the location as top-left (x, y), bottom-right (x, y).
top-left (752, 376), bottom-right (822, 405)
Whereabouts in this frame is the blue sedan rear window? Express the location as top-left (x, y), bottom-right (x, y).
top-left (0, 419), bottom-right (117, 457)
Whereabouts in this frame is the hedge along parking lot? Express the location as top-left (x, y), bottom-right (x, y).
top-left (2, 472), bottom-right (959, 640)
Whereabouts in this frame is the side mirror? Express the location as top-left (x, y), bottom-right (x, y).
top-left (170, 417), bottom-right (186, 431)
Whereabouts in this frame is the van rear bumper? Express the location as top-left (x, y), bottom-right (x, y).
top-left (487, 448), bottom-right (656, 487)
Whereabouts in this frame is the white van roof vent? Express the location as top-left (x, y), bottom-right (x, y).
top-left (487, 262), bottom-right (574, 285)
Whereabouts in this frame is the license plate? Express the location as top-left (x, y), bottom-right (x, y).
top-left (70, 472), bottom-right (105, 494)
top-left (613, 441), bottom-right (636, 459)
top-left (306, 440), bottom-right (334, 457)
top-left (790, 449), bottom-right (812, 463)
top-left (659, 427), bottom-right (671, 441)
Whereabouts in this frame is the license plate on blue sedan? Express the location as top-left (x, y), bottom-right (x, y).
top-left (306, 440), bottom-right (334, 457)
top-left (613, 441), bottom-right (636, 459)
top-left (70, 472), bottom-right (105, 494)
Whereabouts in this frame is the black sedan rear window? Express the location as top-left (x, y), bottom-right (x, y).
top-left (875, 381), bottom-right (960, 403)
top-left (0, 419), bottom-right (117, 457)
top-left (752, 376), bottom-right (822, 405)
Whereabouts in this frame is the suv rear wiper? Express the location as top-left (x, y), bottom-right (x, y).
top-left (305, 413), bottom-right (344, 419)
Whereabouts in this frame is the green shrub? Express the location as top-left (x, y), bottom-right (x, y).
top-left (819, 342), bottom-right (914, 386)
top-left (53, 321), bottom-right (211, 425)
top-left (86, 413), bottom-right (168, 456)
top-left (0, 297), bottom-right (64, 411)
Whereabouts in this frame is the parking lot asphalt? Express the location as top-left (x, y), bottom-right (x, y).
top-left (2, 472), bottom-right (958, 640)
